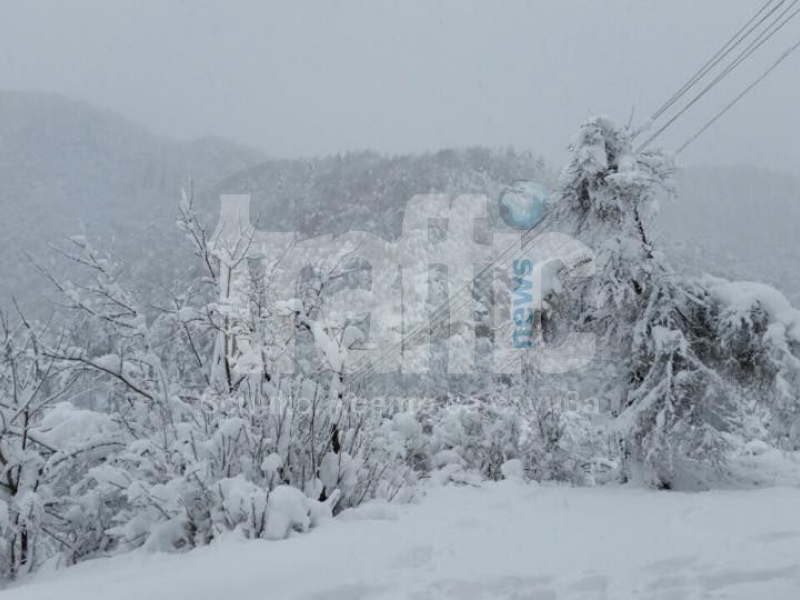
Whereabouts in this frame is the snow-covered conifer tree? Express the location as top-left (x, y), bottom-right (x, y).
top-left (549, 117), bottom-right (740, 488)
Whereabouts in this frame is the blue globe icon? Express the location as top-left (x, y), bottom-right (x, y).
top-left (499, 181), bottom-right (549, 230)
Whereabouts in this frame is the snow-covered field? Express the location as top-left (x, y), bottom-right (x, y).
top-left (6, 482), bottom-right (800, 600)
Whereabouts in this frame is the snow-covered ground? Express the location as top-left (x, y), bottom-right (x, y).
top-left (6, 481), bottom-right (800, 600)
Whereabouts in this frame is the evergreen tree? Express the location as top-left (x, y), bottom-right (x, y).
top-left (551, 117), bottom-right (739, 488)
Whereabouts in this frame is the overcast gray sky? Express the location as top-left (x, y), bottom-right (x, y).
top-left (2, 0), bottom-right (799, 172)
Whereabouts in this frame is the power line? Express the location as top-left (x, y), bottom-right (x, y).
top-left (350, 2), bottom-right (800, 392)
top-left (646, 0), bottom-right (779, 125)
top-left (637, 0), bottom-right (800, 151)
top-left (639, 0), bottom-right (799, 150)
top-left (677, 34), bottom-right (800, 154)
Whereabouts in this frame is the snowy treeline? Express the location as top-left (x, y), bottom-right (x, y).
top-left (2, 118), bottom-right (799, 583)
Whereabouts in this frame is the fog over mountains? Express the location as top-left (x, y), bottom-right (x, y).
top-left (2, 91), bottom-right (797, 311)
top-left (0, 91), bottom-right (264, 304)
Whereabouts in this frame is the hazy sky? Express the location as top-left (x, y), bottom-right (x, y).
top-left (2, 0), bottom-right (800, 172)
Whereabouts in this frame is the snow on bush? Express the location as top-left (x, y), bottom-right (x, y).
top-left (3, 119), bottom-right (800, 586)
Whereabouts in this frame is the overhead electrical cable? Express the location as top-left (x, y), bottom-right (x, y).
top-left (676, 34), bottom-right (800, 153)
top-left (646, 0), bottom-right (780, 126)
top-left (637, 0), bottom-right (800, 150)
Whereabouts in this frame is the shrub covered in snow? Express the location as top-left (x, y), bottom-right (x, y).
top-left (3, 118), bottom-right (800, 586)
top-left (0, 200), bottom-right (418, 582)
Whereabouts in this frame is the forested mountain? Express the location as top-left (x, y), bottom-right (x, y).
top-left (203, 148), bottom-right (548, 239)
top-left (2, 93), bottom-right (798, 315)
top-left (206, 152), bottom-right (800, 304)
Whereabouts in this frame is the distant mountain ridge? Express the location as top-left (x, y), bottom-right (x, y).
top-left (0, 91), bottom-right (797, 312)
top-left (203, 147), bottom-right (549, 240)
top-left (0, 91), bottom-right (264, 306)
top-left (205, 154), bottom-right (800, 304)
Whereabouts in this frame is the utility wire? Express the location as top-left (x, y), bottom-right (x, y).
top-left (638, 0), bottom-right (800, 151)
top-left (677, 34), bottom-right (800, 153)
top-left (646, 0), bottom-right (779, 125)
top-left (349, 2), bottom-right (800, 391)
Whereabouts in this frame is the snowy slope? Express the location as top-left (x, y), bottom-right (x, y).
top-left (7, 482), bottom-right (800, 600)
top-left (0, 91), bottom-right (264, 308)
